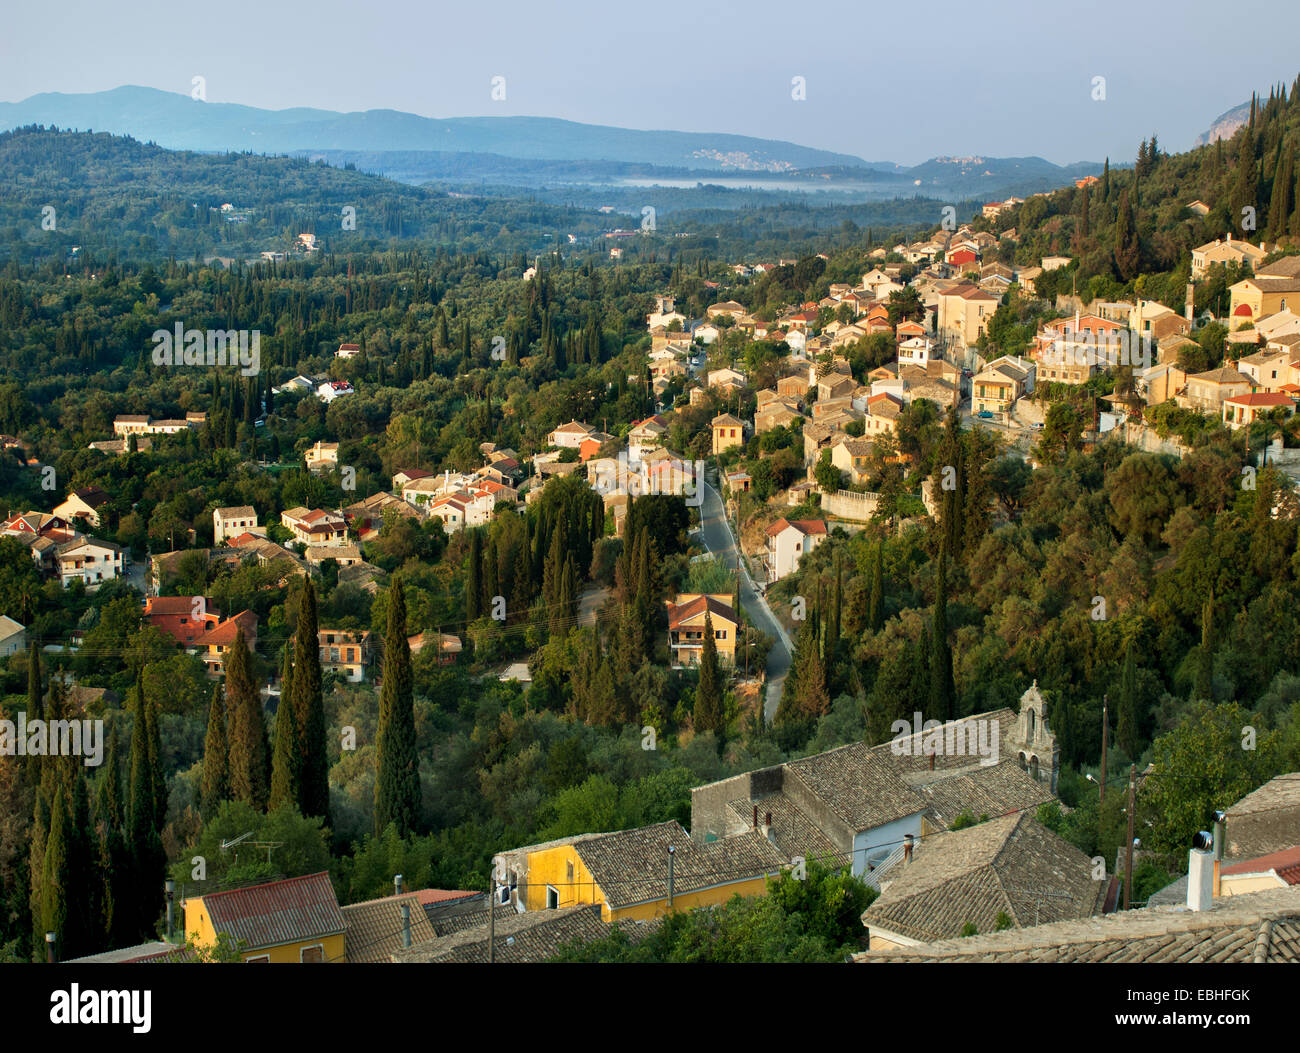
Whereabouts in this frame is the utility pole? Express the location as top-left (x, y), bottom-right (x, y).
top-left (1099, 695), bottom-right (1108, 806)
top-left (1123, 763), bottom-right (1137, 910)
top-left (487, 876), bottom-right (495, 963)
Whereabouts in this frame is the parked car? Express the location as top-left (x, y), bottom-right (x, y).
top-left (977, 410), bottom-right (995, 419)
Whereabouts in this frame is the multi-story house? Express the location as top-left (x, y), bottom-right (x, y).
top-left (665, 594), bottom-right (738, 667)
top-left (56, 537), bottom-right (124, 590)
top-left (765, 518), bottom-right (828, 583)
top-left (281, 507), bottom-right (348, 548)
top-left (319, 628), bottom-right (371, 682)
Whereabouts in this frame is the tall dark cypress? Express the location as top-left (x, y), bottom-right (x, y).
top-left (693, 611), bottom-right (724, 735)
top-left (64, 772), bottom-right (96, 959)
top-left (269, 665), bottom-right (300, 812)
top-left (126, 678), bottom-right (164, 940)
top-left (929, 550), bottom-right (956, 722)
top-left (143, 678), bottom-right (166, 831)
top-left (199, 685), bottom-right (229, 820)
top-left (467, 529), bottom-right (483, 621)
top-left (225, 630), bottom-right (270, 811)
top-left (25, 642), bottom-right (41, 784)
top-left (375, 577), bottom-right (420, 836)
top-left (40, 783), bottom-right (70, 959)
top-left (292, 582), bottom-right (330, 824)
top-left (869, 543), bottom-right (885, 632)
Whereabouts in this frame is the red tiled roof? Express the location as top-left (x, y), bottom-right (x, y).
top-left (413, 889), bottom-right (480, 905)
top-left (145, 596), bottom-right (216, 617)
top-left (200, 872), bottom-right (345, 951)
top-left (1222, 846), bottom-right (1300, 884)
top-left (192, 610), bottom-right (257, 648)
top-left (1225, 393), bottom-right (1294, 407)
top-left (666, 595), bottom-right (736, 630)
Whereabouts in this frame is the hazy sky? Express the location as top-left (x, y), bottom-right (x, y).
top-left (3, 0), bottom-right (1298, 166)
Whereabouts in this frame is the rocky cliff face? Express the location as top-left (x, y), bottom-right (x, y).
top-left (1194, 101), bottom-right (1251, 146)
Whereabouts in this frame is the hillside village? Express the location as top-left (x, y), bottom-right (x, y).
top-left (5, 82), bottom-right (1300, 969)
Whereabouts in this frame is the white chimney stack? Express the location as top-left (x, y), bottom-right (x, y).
top-left (1187, 841), bottom-right (1214, 911)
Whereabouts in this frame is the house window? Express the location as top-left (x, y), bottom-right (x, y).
top-left (566, 861), bottom-right (574, 882)
top-left (300, 944), bottom-right (324, 963)
top-left (245, 954), bottom-right (270, 963)
top-left (546, 886), bottom-right (560, 910)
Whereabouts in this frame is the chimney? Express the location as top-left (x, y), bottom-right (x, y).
top-left (1187, 833), bottom-right (1215, 911)
top-left (928, 749), bottom-right (935, 771)
top-left (400, 903), bottom-right (412, 948)
top-left (903, 834), bottom-right (914, 864)
top-left (764, 812), bottom-right (773, 841)
top-left (45, 931), bottom-right (57, 964)
top-left (394, 873), bottom-right (404, 896)
top-left (752, 805), bottom-right (758, 830)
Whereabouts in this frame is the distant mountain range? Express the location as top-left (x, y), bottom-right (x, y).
top-left (0, 86), bottom-right (1100, 202)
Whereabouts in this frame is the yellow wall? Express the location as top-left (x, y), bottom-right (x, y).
top-left (523, 844), bottom-right (771, 922)
top-left (184, 897), bottom-right (345, 962)
top-left (1220, 873), bottom-right (1286, 897)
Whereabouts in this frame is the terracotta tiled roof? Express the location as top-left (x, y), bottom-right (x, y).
top-left (191, 610), bottom-right (257, 648)
top-left (855, 885), bottom-right (1300, 962)
top-left (341, 892), bottom-right (438, 962)
top-left (860, 814), bottom-right (1107, 944)
top-left (665, 594), bottom-right (736, 630)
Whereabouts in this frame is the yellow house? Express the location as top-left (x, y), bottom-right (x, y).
top-left (184, 871), bottom-right (347, 962)
top-left (665, 593), bottom-right (738, 666)
top-left (1228, 276), bottom-right (1300, 326)
top-left (711, 413), bottom-right (746, 455)
top-left (495, 821), bottom-right (787, 923)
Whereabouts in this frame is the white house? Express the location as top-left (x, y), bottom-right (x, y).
top-left (56, 538), bottom-right (125, 591)
top-left (213, 506), bottom-right (263, 544)
top-left (765, 518), bottom-right (828, 583)
top-left (547, 420), bottom-right (597, 449)
top-left (897, 337), bottom-right (933, 368)
top-left (280, 508), bottom-right (348, 547)
top-left (318, 380), bottom-right (354, 404)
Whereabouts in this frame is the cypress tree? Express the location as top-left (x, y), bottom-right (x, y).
top-left (29, 788), bottom-right (49, 960)
top-left (143, 678), bottom-right (165, 831)
top-left (375, 577), bottom-right (420, 836)
top-left (929, 550), bottom-right (956, 721)
top-left (269, 674), bottom-right (300, 812)
top-left (466, 529), bottom-right (483, 621)
top-left (64, 772), bottom-right (96, 959)
top-left (40, 783), bottom-right (70, 959)
top-left (1117, 640), bottom-right (1140, 758)
top-left (693, 611), bottom-right (724, 734)
top-left (292, 582), bottom-right (330, 824)
top-left (225, 630), bottom-right (270, 811)
top-left (484, 535), bottom-right (501, 615)
top-left (1113, 189), bottom-right (1140, 281)
top-left (93, 726), bottom-right (128, 949)
top-left (126, 679), bottom-right (163, 940)
top-left (1193, 592), bottom-right (1215, 701)
top-left (25, 642), bottom-right (41, 784)
top-left (199, 685), bottom-right (229, 820)
top-left (868, 543), bottom-right (885, 632)
top-left (827, 555), bottom-right (842, 683)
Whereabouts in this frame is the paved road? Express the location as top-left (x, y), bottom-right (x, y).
top-left (697, 479), bottom-right (792, 723)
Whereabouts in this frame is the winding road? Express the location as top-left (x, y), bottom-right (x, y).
top-left (697, 478), bottom-right (793, 722)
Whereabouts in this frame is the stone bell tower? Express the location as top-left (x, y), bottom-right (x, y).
top-left (1008, 680), bottom-right (1060, 795)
